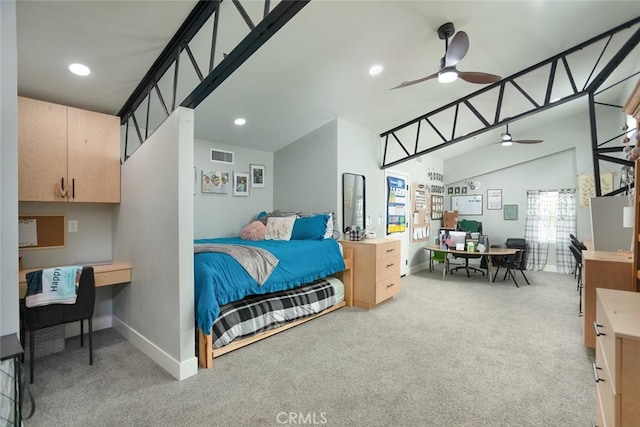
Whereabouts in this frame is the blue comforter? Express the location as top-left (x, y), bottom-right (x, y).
top-left (194, 237), bottom-right (346, 335)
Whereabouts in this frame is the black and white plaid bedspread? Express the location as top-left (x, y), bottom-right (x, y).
top-left (213, 278), bottom-right (337, 348)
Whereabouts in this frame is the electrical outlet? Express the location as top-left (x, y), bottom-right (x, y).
top-left (68, 220), bottom-right (78, 233)
top-left (378, 215), bottom-right (383, 225)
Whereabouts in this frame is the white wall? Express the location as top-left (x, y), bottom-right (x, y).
top-left (0, 0), bottom-right (19, 335)
top-left (112, 107), bottom-right (197, 380)
top-left (193, 139), bottom-right (273, 238)
top-left (275, 120), bottom-right (339, 214)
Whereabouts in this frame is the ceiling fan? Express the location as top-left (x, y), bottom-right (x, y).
top-left (498, 123), bottom-right (544, 146)
top-left (391, 22), bottom-right (502, 90)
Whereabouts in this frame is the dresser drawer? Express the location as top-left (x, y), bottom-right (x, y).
top-left (376, 253), bottom-right (401, 280)
top-left (375, 240), bottom-right (400, 259)
top-left (375, 276), bottom-right (400, 304)
top-left (595, 296), bottom-right (617, 392)
top-left (595, 342), bottom-right (615, 427)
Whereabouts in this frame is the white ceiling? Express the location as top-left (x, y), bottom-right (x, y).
top-left (15, 1), bottom-right (640, 161)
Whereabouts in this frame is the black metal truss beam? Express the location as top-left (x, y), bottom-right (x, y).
top-left (380, 16), bottom-right (640, 181)
top-left (119, 0), bottom-right (309, 157)
top-left (118, 0), bottom-right (220, 122)
top-left (181, 0), bottom-right (309, 109)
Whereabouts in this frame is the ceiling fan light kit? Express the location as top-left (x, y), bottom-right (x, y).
top-left (496, 123), bottom-right (543, 146)
top-left (391, 22), bottom-right (501, 90)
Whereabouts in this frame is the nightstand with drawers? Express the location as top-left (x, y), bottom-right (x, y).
top-left (340, 238), bottom-right (401, 309)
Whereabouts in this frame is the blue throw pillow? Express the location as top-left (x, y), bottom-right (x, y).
top-left (291, 214), bottom-right (329, 240)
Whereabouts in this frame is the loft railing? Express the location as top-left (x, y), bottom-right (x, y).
top-left (118, 0), bottom-right (309, 160)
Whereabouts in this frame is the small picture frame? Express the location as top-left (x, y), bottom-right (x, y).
top-left (448, 187), bottom-right (453, 194)
top-left (461, 187), bottom-right (467, 194)
top-left (454, 186), bottom-right (460, 194)
top-left (233, 172), bottom-right (250, 197)
top-left (504, 204), bottom-right (518, 220)
top-left (250, 164), bottom-right (265, 188)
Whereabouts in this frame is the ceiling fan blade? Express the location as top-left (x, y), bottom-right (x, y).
top-left (458, 71), bottom-right (502, 84)
top-left (389, 72), bottom-right (438, 90)
top-left (513, 139), bottom-right (544, 144)
top-left (445, 31), bottom-right (469, 66)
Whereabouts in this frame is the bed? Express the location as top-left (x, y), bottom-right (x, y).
top-left (194, 232), bottom-right (353, 368)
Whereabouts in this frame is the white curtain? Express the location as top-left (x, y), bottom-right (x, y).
top-left (524, 190), bottom-right (549, 270)
top-left (556, 189), bottom-right (577, 274)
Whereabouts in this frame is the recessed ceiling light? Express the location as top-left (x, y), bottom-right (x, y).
top-left (369, 65), bottom-right (383, 76)
top-left (69, 63), bottom-right (91, 76)
top-left (234, 118), bottom-right (246, 126)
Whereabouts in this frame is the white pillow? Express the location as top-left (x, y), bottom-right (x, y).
top-left (265, 216), bottom-right (296, 241)
top-left (323, 212), bottom-right (334, 239)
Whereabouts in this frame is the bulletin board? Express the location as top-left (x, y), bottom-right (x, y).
top-left (451, 194), bottom-right (483, 215)
top-left (411, 182), bottom-right (430, 242)
top-left (18, 214), bottom-right (66, 250)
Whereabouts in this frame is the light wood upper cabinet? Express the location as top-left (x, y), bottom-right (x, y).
top-left (18, 97), bottom-right (68, 202)
top-left (67, 106), bottom-right (120, 202)
top-left (18, 96), bottom-right (120, 203)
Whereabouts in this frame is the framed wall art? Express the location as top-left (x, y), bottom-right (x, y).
top-left (504, 204), bottom-right (518, 220)
top-left (250, 164), bottom-right (265, 188)
top-left (233, 172), bottom-right (250, 197)
top-left (487, 189), bottom-right (502, 210)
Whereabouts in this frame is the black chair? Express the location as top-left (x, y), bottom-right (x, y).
top-left (492, 248), bottom-right (521, 287)
top-left (450, 221), bottom-right (485, 277)
top-left (450, 252), bottom-right (485, 277)
top-left (569, 245), bottom-right (584, 314)
top-left (22, 266), bottom-right (95, 383)
top-left (504, 238), bottom-right (530, 286)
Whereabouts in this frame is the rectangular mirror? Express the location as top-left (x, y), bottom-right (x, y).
top-left (342, 173), bottom-right (366, 233)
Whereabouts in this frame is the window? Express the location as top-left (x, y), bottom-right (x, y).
top-left (537, 191), bottom-right (558, 243)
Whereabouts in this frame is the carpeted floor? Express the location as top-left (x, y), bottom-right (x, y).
top-left (23, 268), bottom-right (595, 426)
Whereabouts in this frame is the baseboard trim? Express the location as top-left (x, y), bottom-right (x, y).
top-left (64, 314), bottom-right (112, 338)
top-left (112, 315), bottom-right (198, 381)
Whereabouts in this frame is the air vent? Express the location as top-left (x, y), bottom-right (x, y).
top-left (210, 148), bottom-right (234, 164)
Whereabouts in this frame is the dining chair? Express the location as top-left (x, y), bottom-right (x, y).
top-left (22, 266), bottom-right (95, 383)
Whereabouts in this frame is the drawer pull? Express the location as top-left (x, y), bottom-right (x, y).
top-left (593, 322), bottom-right (605, 337)
top-left (386, 283), bottom-right (395, 288)
top-left (592, 363), bottom-right (604, 383)
top-left (386, 248), bottom-right (395, 253)
top-left (386, 263), bottom-right (395, 268)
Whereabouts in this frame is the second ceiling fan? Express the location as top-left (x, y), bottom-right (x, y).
top-left (392, 22), bottom-right (502, 90)
top-left (498, 123), bottom-right (544, 146)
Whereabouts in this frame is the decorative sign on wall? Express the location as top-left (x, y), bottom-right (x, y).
top-left (487, 189), bottom-right (502, 210)
top-left (578, 173), bottom-right (614, 207)
top-left (431, 195), bottom-right (444, 220)
top-left (387, 176), bottom-right (406, 234)
top-left (411, 182), bottom-right (430, 242)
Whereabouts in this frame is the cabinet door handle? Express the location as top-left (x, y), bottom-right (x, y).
top-left (58, 177), bottom-right (68, 198)
top-left (386, 263), bottom-right (395, 268)
top-left (72, 178), bottom-right (75, 199)
top-left (593, 322), bottom-right (605, 337)
top-left (386, 283), bottom-right (395, 288)
top-left (592, 363), bottom-right (604, 383)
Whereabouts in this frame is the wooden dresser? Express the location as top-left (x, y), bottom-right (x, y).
top-left (340, 238), bottom-right (401, 309)
top-left (582, 250), bottom-right (634, 349)
top-left (593, 288), bottom-right (640, 427)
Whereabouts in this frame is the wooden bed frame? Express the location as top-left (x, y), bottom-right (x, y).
top-left (198, 248), bottom-right (353, 368)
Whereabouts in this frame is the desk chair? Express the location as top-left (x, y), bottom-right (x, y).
top-left (505, 238), bottom-right (530, 285)
top-left (450, 252), bottom-right (485, 277)
top-left (22, 266), bottom-right (95, 383)
top-left (569, 245), bottom-right (583, 314)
